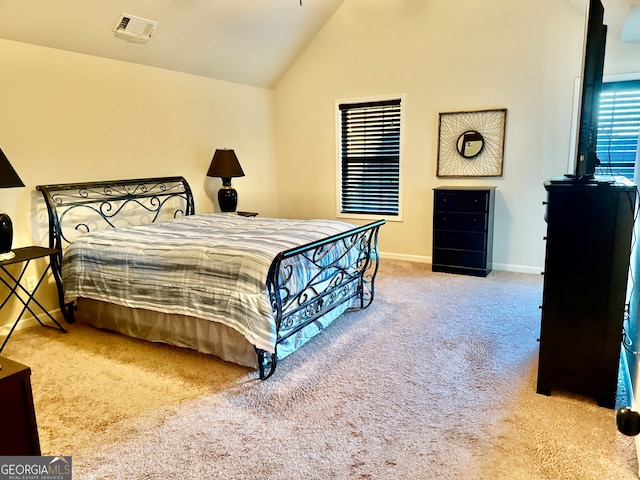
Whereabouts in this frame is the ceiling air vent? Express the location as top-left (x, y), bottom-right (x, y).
top-left (113, 13), bottom-right (158, 43)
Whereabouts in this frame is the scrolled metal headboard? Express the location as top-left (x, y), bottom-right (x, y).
top-left (36, 176), bottom-right (195, 322)
top-left (37, 176), bottom-right (194, 250)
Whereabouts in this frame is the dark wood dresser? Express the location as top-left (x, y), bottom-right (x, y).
top-left (432, 186), bottom-right (496, 277)
top-left (0, 356), bottom-right (41, 455)
top-left (536, 177), bottom-right (637, 408)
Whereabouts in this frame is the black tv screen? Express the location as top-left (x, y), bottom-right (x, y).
top-left (573, 0), bottom-right (607, 180)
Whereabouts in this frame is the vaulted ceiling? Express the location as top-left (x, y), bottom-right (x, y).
top-left (0, 0), bottom-right (637, 89)
top-left (565, 0), bottom-right (640, 42)
top-left (0, 0), bottom-right (345, 88)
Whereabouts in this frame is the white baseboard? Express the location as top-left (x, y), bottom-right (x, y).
top-left (379, 252), bottom-right (430, 264)
top-left (379, 252), bottom-right (543, 274)
top-left (0, 317), bottom-right (38, 336)
top-left (492, 262), bottom-right (544, 275)
top-left (0, 309), bottom-right (63, 337)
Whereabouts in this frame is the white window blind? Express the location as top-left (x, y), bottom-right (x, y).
top-left (338, 99), bottom-right (401, 216)
top-left (597, 80), bottom-right (640, 179)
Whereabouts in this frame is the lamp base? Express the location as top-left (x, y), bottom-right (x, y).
top-left (0, 211), bottom-right (14, 261)
top-left (218, 186), bottom-right (238, 213)
top-left (0, 250), bottom-right (15, 261)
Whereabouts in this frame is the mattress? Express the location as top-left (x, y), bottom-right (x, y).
top-left (62, 214), bottom-right (356, 353)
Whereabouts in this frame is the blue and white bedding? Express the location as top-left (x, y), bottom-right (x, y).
top-left (62, 214), bottom-right (356, 353)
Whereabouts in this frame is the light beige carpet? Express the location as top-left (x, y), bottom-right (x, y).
top-left (2, 260), bottom-right (637, 479)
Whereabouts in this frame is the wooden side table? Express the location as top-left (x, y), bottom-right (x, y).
top-left (0, 246), bottom-right (67, 353)
top-left (0, 356), bottom-right (41, 455)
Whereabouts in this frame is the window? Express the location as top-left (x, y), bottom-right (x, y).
top-left (597, 79), bottom-right (640, 179)
top-left (337, 97), bottom-right (402, 218)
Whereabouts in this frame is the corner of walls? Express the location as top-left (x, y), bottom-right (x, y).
top-left (272, 0), bottom-right (589, 272)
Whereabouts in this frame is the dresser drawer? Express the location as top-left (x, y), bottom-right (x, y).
top-left (433, 230), bottom-right (486, 250)
top-left (434, 191), bottom-right (489, 212)
top-left (433, 248), bottom-right (486, 269)
top-left (433, 212), bottom-right (487, 232)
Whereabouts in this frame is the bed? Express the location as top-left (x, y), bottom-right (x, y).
top-left (36, 176), bottom-right (384, 379)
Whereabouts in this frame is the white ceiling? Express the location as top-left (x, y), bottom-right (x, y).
top-left (0, 0), bottom-right (345, 89)
top-left (565, 0), bottom-right (640, 41)
top-left (0, 0), bottom-right (637, 90)
top-left (621, 5), bottom-right (640, 41)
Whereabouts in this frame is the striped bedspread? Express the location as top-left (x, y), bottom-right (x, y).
top-left (62, 214), bottom-right (356, 353)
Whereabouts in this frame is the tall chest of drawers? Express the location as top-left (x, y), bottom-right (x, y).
top-left (536, 177), bottom-right (636, 408)
top-left (432, 187), bottom-right (495, 277)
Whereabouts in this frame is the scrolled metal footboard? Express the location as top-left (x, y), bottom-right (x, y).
top-left (257, 219), bottom-right (385, 379)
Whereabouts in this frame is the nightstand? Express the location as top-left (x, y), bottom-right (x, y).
top-left (0, 246), bottom-right (67, 353)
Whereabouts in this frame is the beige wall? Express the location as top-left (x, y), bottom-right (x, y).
top-left (274, 0), bottom-right (640, 272)
top-left (0, 38), bottom-right (279, 321)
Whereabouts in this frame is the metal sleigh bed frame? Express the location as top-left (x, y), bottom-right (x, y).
top-left (36, 176), bottom-right (385, 379)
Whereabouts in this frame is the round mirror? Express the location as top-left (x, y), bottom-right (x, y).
top-left (456, 130), bottom-right (485, 159)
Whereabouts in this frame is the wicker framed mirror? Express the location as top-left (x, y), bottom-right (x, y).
top-left (437, 108), bottom-right (507, 177)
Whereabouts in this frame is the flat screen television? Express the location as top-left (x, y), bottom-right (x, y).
top-left (571, 0), bottom-right (607, 180)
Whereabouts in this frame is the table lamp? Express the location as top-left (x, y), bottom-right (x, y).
top-left (207, 149), bottom-right (245, 212)
top-left (0, 148), bottom-right (25, 261)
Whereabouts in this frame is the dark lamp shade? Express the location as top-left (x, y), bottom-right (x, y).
top-left (206, 149), bottom-right (245, 179)
top-left (0, 148), bottom-right (25, 188)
